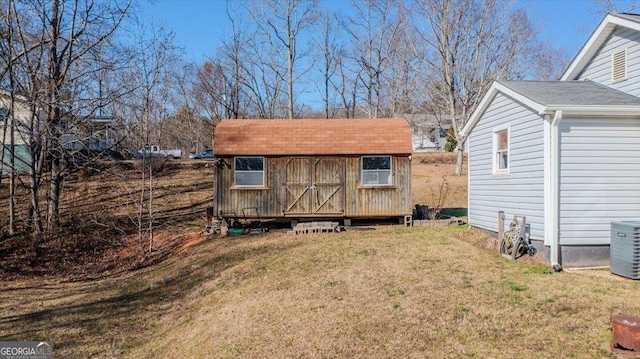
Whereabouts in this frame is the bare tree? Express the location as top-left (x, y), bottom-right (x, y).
top-left (592, 0), bottom-right (639, 14)
top-left (113, 21), bottom-right (182, 253)
top-left (215, 2), bottom-right (253, 120)
top-left (342, 0), bottom-right (406, 118)
top-left (43, 0), bottom-right (131, 229)
top-left (314, 11), bottom-right (341, 119)
top-left (381, 1), bottom-right (427, 116)
top-left (1, 0), bottom-right (132, 239)
top-left (194, 61), bottom-right (228, 121)
top-left (333, 49), bottom-right (361, 119)
top-left (415, 0), bottom-right (560, 175)
top-left (0, 2), bottom-right (18, 234)
top-left (248, 0), bottom-right (319, 119)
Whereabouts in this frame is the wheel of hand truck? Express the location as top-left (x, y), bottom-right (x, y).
top-left (527, 246), bottom-right (537, 256)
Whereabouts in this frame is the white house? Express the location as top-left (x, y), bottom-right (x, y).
top-left (401, 114), bottom-right (452, 152)
top-left (0, 91), bottom-right (33, 175)
top-left (461, 13), bottom-right (640, 268)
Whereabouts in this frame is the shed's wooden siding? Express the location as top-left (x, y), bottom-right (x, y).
top-left (344, 156), bottom-right (412, 217)
top-left (558, 118), bottom-right (640, 245)
top-left (216, 155), bottom-right (412, 219)
top-left (576, 26), bottom-right (640, 96)
top-left (467, 93), bottom-right (545, 239)
top-left (215, 157), bottom-right (283, 218)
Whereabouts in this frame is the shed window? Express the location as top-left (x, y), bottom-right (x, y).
top-left (493, 127), bottom-right (509, 174)
top-left (361, 156), bottom-right (392, 185)
top-left (612, 49), bottom-right (627, 83)
top-left (234, 157), bottom-right (265, 187)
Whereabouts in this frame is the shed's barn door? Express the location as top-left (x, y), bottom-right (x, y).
top-left (284, 158), bottom-right (312, 214)
top-left (312, 158), bottom-right (344, 215)
top-left (284, 157), bottom-right (344, 216)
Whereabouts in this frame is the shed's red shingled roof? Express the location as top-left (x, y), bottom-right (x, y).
top-left (214, 118), bottom-right (412, 156)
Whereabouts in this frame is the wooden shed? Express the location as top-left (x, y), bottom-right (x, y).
top-left (212, 118), bottom-right (413, 224)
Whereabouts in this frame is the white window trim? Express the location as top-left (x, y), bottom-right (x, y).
top-left (492, 125), bottom-right (510, 176)
top-left (234, 156), bottom-right (265, 187)
top-left (361, 155), bottom-right (393, 186)
top-left (611, 48), bottom-right (628, 83)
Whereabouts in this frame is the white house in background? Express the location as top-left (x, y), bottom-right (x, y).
top-left (60, 115), bottom-right (123, 152)
top-left (461, 13), bottom-right (640, 268)
top-left (400, 114), bottom-right (452, 152)
top-left (0, 91), bottom-right (34, 175)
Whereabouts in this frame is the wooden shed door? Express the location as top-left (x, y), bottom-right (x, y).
top-left (284, 158), bottom-right (312, 214)
top-left (283, 157), bottom-right (344, 215)
top-left (312, 158), bottom-right (344, 215)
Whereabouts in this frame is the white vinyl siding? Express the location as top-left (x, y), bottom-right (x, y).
top-left (0, 96), bottom-right (31, 146)
top-left (467, 93), bottom-right (545, 241)
top-left (576, 27), bottom-right (640, 96)
top-left (558, 118), bottom-right (640, 245)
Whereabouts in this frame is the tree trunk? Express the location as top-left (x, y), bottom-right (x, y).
top-left (29, 102), bottom-right (46, 236)
top-left (9, 143), bottom-right (15, 235)
top-left (288, 49), bottom-right (294, 119)
top-left (48, 158), bottom-right (62, 230)
top-left (455, 146), bottom-right (464, 176)
top-left (138, 157), bottom-right (145, 253)
top-left (47, 0), bottom-right (62, 230)
top-left (148, 160), bottom-right (153, 252)
top-left (5, 1), bottom-right (16, 235)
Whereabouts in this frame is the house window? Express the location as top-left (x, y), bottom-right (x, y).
top-left (612, 49), bottom-right (627, 83)
top-left (493, 127), bottom-right (509, 174)
top-left (234, 157), bottom-right (265, 187)
top-left (361, 156), bottom-right (392, 185)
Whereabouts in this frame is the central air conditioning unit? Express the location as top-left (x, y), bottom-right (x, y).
top-left (610, 221), bottom-right (640, 280)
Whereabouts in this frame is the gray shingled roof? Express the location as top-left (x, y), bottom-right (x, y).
top-left (497, 80), bottom-right (640, 107)
top-left (614, 12), bottom-right (640, 23)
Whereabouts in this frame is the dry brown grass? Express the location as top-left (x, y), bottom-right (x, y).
top-left (0, 161), bottom-right (214, 279)
top-left (412, 152), bottom-right (467, 212)
top-left (1, 227), bottom-right (638, 358)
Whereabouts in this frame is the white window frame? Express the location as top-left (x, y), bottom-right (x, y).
top-left (361, 155), bottom-right (393, 186)
top-left (492, 125), bottom-right (510, 175)
top-left (611, 48), bottom-right (628, 83)
top-left (234, 156), bottom-right (265, 187)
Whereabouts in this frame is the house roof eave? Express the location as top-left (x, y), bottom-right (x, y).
top-left (561, 13), bottom-right (640, 81)
top-left (460, 81), bottom-right (546, 138)
top-left (544, 105), bottom-right (640, 117)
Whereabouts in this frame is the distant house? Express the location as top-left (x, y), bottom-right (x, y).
top-left (0, 92), bottom-right (33, 175)
top-left (60, 115), bottom-right (123, 152)
top-left (400, 114), bottom-right (452, 152)
top-left (213, 118), bottom-right (413, 224)
top-left (461, 13), bottom-right (640, 268)
top-left (2, 89), bottom-right (124, 175)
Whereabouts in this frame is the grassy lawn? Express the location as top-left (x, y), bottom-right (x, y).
top-left (1, 226), bottom-right (638, 358)
top-left (1, 154), bottom-right (637, 358)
